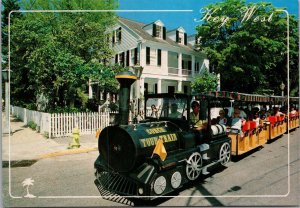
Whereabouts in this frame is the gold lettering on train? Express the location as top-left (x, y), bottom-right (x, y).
top-left (139, 134), bottom-right (178, 148)
top-left (145, 127), bottom-right (167, 135)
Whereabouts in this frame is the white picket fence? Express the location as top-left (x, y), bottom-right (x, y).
top-left (50, 112), bottom-right (110, 138)
top-left (11, 106), bottom-right (113, 138)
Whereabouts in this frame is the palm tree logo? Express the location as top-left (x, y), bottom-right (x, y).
top-left (22, 178), bottom-right (36, 198)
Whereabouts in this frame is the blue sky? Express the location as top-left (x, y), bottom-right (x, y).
top-left (118, 0), bottom-right (298, 35)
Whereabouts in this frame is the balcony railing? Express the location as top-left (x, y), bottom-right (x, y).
top-left (168, 67), bottom-right (193, 76)
top-left (182, 69), bottom-right (192, 76)
top-left (168, 67), bottom-right (179, 75)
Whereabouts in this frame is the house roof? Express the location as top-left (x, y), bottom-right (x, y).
top-left (118, 17), bottom-right (195, 52)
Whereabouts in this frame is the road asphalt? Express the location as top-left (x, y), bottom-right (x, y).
top-left (2, 115), bottom-right (98, 162)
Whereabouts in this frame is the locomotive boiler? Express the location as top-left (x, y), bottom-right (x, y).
top-left (94, 71), bottom-right (231, 199)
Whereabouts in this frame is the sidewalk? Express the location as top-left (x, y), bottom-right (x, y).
top-left (2, 115), bottom-right (98, 162)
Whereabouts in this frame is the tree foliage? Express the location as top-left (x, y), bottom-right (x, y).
top-left (191, 70), bottom-right (218, 93)
top-left (195, 0), bottom-right (298, 96)
top-left (6, 0), bottom-right (119, 111)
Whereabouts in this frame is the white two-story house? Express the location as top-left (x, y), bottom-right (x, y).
top-left (94, 17), bottom-right (209, 109)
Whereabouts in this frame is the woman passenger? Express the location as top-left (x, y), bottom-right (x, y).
top-left (218, 109), bottom-right (227, 126)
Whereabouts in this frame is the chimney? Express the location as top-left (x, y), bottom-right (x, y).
top-left (115, 71), bottom-right (137, 125)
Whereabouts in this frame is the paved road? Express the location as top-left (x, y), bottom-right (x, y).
top-left (2, 128), bottom-right (300, 207)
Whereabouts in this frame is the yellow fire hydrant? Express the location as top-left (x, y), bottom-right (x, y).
top-left (95, 129), bottom-right (101, 139)
top-left (69, 128), bottom-right (80, 149)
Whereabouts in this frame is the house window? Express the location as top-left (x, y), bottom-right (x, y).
top-left (176, 30), bottom-right (187, 45)
top-left (153, 24), bottom-right (166, 39)
top-left (184, 86), bottom-right (188, 94)
top-left (156, 25), bottom-right (162, 38)
top-left (119, 52), bottom-right (125, 67)
top-left (116, 27), bottom-right (122, 42)
top-left (178, 31), bottom-right (184, 44)
top-left (146, 47), bottom-right (150, 65)
top-left (112, 27), bottom-right (122, 45)
top-left (131, 48), bottom-right (139, 65)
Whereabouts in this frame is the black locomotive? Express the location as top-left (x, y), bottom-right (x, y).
top-left (94, 71), bottom-right (231, 200)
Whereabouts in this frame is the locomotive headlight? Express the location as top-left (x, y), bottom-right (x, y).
top-left (153, 176), bottom-right (166, 195)
top-left (138, 188), bottom-right (144, 195)
top-left (170, 171), bottom-right (182, 189)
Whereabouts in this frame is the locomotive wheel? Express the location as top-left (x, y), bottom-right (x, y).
top-left (219, 142), bottom-right (231, 166)
top-left (186, 152), bottom-right (202, 181)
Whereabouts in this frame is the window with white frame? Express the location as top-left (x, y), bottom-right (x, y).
top-left (156, 25), bottom-right (162, 38)
top-left (178, 31), bottom-right (184, 44)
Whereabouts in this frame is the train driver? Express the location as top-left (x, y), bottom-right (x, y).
top-left (190, 101), bottom-right (208, 130)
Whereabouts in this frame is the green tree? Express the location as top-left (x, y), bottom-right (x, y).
top-left (1, 0), bottom-right (22, 65)
top-left (191, 70), bottom-right (218, 93)
top-left (195, 0), bottom-right (298, 96)
top-left (9, 0), bottom-right (118, 111)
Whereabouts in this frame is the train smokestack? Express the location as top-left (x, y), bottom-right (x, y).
top-left (115, 71), bottom-right (137, 125)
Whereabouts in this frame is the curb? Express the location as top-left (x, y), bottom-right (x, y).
top-left (38, 147), bottom-right (98, 159)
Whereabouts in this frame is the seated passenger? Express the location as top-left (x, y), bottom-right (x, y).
top-left (232, 106), bottom-right (247, 119)
top-left (252, 112), bottom-right (260, 128)
top-left (218, 109), bottom-right (227, 126)
top-left (169, 103), bottom-right (182, 118)
top-left (150, 104), bottom-right (158, 118)
top-left (274, 107), bottom-right (285, 117)
top-left (290, 106), bottom-right (297, 116)
top-left (190, 101), bottom-right (207, 130)
top-left (230, 109), bottom-right (243, 133)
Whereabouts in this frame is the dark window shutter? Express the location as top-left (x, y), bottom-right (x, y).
top-left (146, 47), bottom-right (150, 65)
top-left (155, 84), bottom-right (158, 94)
top-left (115, 54), bottom-right (118, 64)
top-left (157, 49), bottom-right (161, 66)
top-left (126, 50), bottom-right (129, 66)
top-left (118, 27), bottom-right (122, 41)
top-left (121, 52), bottom-right (125, 67)
top-left (176, 30), bottom-right (179, 42)
top-left (188, 60), bottom-right (191, 70)
top-left (144, 83), bottom-right (149, 95)
top-left (112, 31), bottom-right (115, 44)
top-left (184, 33), bottom-right (187, 45)
top-left (152, 24), bottom-right (157, 37)
top-left (182, 60), bottom-right (184, 69)
top-left (163, 27), bottom-right (166, 40)
top-left (134, 48), bottom-right (138, 64)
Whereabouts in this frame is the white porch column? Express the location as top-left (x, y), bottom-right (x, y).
top-left (157, 78), bottom-right (162, 93)
top-left (178, 53), bottom-right (182, 76)
top-left (88, 79), bottom-right (93, 99)
top-left (139, 77), bottom-right (145, 115)
top-left (192, 55), bottom-right (195, 76)
top-left (100, 91), bottom-right (103, 100)
top-left (178, 80), bottom-right (182, 93)
top-left (139, 77), bottom-right (144, 98)
top-left (217, 73), bottom-right (221, 91)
